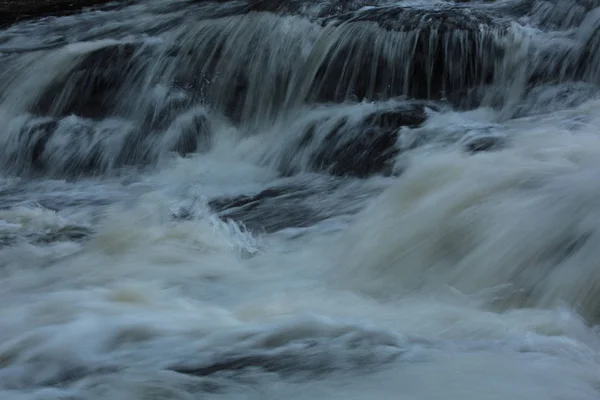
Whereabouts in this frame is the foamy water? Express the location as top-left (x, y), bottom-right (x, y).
top-left (1, 0), bottom-right (600, 398)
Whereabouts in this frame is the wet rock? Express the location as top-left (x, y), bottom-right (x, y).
top-left (169, 329), bottom-right (403, 378)
top-left (209, 187), bottom-right (292, 213)
top-left (523, 24), bottom-right (600, 92)
top-left (309, 119), bottom-right (399, 177)
top-left (514, 3), bottom-right (600, 88)
top-left (36, 225), bottom-right (94, 243)
top-left (171, 0), bottom-right (250, 22)
top-left (113, 110), bottom-right (211, 170)
top-left (328, 5), bottom-right (500, 31)
top-left (206, 176), bottom-right (381, 233)
top-left (9, 2), bottom-right (508, 131)
top-left (303, 6), bottom-right (507, 108)
top-left (208, 184), bottom-right (329, 233)
top-left (514, 82), bottom-right (598, 118)
top-left (4, 110), bottom-right (211, 178)
top-left (283, 102), bottom-right (431, 178)
top-left (167, 12), bottom-right (314, 125)
top-left (523, 43), bottom-right (580, 92)
top-left (164, 4), bottom-right (506, 122)
top-left (573, 11), bottom-right (600, 83)
top-left (529, 0), bottom-right (591, 29)
top-left (246, 0), bottom-right (378, 19)
top-left (489, 0), bottom-right (600, 29)
top-left (32, 43), bottom-right (149, 120)
top-left (169, 112), bottom-right (211, 155)
top-left (170, 352), bottom-right (346, 378)
top-left (0, 118), bottom-right (58, 175)
top-left (463, 135), bottom-right (507, 153)
top-left (23, 4), bottom-right (506, 125)
top-left (0, 0), bottom-right (123, 27)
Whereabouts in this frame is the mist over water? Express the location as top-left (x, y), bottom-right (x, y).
top-left (1, 0), bottom-right (600, 398)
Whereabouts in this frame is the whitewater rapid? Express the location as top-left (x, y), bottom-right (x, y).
top-left (0, 105), bottom-right (598, 399)
top-left (1, 0), bottom-right (600, 398)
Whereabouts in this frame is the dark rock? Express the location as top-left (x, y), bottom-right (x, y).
top-left (202, 104), bottom-right (431, 230)
top-left (209, 187), bottom-right (291, 213)
top-left (463, 135), bottom-right (507, 153)
top-left (523, 44), bottom-right (580, 91)
top-left (164, 13), bottom-right (304, 124)
top-left (22, 4), bottom-right (506, 125)
top-left (522, 13), bottom-right (600, 89)
top-left (301, 6), bottom-right (507, 108)
top-left (488, 0), bottom-right (600, 30)
top-left (0, 0), bottom-right (124, 27)
top-left (208, 184), bottom-right (326, 233)
top-left (362, 105), bottom-right (433, 129)
top-left (308, 119), bottom-right (399, 177)
top-left (164, 4), bottom-right (507, 122)
top-left (282, 102), bottom-right (430, 178)
top-left (246, 0), bottom-right (378, 19)
top-left (4, 110), bottom-right (211, 178)
top-left (574, 12), bottom-right (600, 83)
top-left (113, 111), bottom-right (211, 170)
top-left (170, 112), bottom-right (211, 155)
top-left (206, 176), bottom-right (383, 233)
top-left (171, 354), bottom-right (288, 376)
top-left (170, 0), bottom-right (249, 22)
top-left (36, 225), bottom-right (94, 243)
top-left (31, 43), bottom-right (148, 120)
top-left (170, 351), bottom-right (345, 379)
top-left (169, 330), bottom-right (402, 378)
top-left (514, 82), bottom-right (598, 118)
top-left (1, 118), bottom-right (58, 175)
top-left (530, 0), bottom-right (591, 29)
top-left (328, 5), bottom-right (499, 31)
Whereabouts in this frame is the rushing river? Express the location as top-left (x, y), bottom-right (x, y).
top-left (0, 0), bottom-right (600, 398)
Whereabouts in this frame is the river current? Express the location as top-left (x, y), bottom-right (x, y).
top-left (1, 0), bottom-right (600, 398)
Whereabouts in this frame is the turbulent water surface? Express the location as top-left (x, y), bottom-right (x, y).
top-left (1, 0), bottom-right (600, 398)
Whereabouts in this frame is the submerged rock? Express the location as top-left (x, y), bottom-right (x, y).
top-left (169, 324), bottom-right (403, 378)
top-left (462, 135), bottom-right (507, 153)
top-left (207, 183), bottom-right (333, 233)
top-left (31, 43), bottom-right (151, 120)
top-left (281, 102), bottom-right (432, 178)
top-left (1, 110), bottom-right (212, 177)
top-left (206, 176), bottom-right (383, 233)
